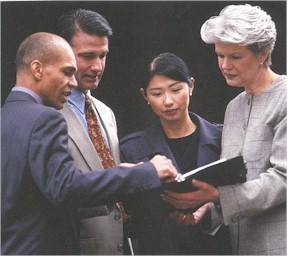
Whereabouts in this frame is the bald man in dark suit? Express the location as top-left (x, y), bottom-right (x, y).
top-left (1, 32), bottom-right (177, 255)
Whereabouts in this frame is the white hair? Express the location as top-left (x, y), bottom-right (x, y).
top-left (200, 4), bottom-right (277, 67)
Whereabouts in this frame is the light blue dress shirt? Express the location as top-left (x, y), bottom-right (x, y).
top-left (67, 88), bottom-right (110, 148)
top-left (12, 86), bottom-right (44, 105)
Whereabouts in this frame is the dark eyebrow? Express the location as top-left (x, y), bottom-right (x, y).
top-left (168, 81), bottom-right (182, 87)
top-left (78, 52), bottom-right (95, 57)
top-left (78, 50), bottom-right (109, 56)
top-left (148, 81), bottom-right (182, 92)
top-left (63, 66), bottom-right (77, 73)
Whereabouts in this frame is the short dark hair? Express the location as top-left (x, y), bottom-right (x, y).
top-left (143, 53), bottom-right (192, 92)
top-left (58, 8), bottom-right (113, 43)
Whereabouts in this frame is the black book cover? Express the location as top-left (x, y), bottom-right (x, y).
top-left (163, 156), bottom-right (247, 193)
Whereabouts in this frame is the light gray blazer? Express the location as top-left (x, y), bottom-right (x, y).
top-left (59, 96), bottom-right (123, 255)
top-left (210, 75), bottom-right (287, 255)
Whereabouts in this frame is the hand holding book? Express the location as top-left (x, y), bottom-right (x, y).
top-left (162, 156), bottom-right (247, 193)
top-left (161, 156), bottom-right (247, 212)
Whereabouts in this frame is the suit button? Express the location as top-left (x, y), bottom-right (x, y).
top-left (117, 243), bottom-right (123, 251)
top-left (114, 213), bottom-right (121, 220)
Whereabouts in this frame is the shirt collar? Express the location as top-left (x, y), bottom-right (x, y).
top-left (12, 86), bottom-right (44, 105)
top-left (68, 88), bottom-right (92, 114)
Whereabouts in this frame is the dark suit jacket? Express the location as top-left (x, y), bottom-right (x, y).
top-left (120, 113), bottom-right (230, 255)
top-left (1, 91), bottom-right (161, 255)
top-left (121, 113), bottom-right (222, 168)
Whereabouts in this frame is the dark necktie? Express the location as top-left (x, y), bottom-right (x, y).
top-left (85, 95), bottom-right (128, 222)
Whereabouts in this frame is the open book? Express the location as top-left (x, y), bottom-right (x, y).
top-left (163, 155), bottom-right (247, 193)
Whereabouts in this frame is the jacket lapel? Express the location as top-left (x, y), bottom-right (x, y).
top-left (136, 121), bottom-right (180, 171)
top-left (136, 113), bottom-right (221, 172)
top-left (191, 113), bottom-right (222, 167)
top-left (59, 104), bottom-right (103, 170)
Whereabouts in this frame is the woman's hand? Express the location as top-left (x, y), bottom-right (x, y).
top-left (169, 203), bottom-right (211, 225)
top-left (160, 179), bottom-right (219, 209)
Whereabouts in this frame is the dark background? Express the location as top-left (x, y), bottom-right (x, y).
top-left (1, 1), bottom-right (286, 138)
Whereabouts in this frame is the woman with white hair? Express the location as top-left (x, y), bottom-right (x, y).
top-left (161, 4), bottom-right (286, 255)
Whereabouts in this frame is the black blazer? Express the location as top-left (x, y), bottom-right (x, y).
top-left (120, 112), bottom-right (222, 169)
top-left (120, 113), bottom-right (230, 255)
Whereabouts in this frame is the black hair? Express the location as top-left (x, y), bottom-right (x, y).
top-left (58, 8), bottom-right (112, 43)
top-left (143, 53), bottom-right (191, 91)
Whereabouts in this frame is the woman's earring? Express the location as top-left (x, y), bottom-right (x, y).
top-left (147, 102), bottom-right (150, 105)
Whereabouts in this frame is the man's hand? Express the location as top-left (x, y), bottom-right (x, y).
top-left (160, 179), bottom-right (219, 209)
top-left (149, 155), bottom-right (178, 182)
top-left (169, 203), bottom-right (211, 225)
